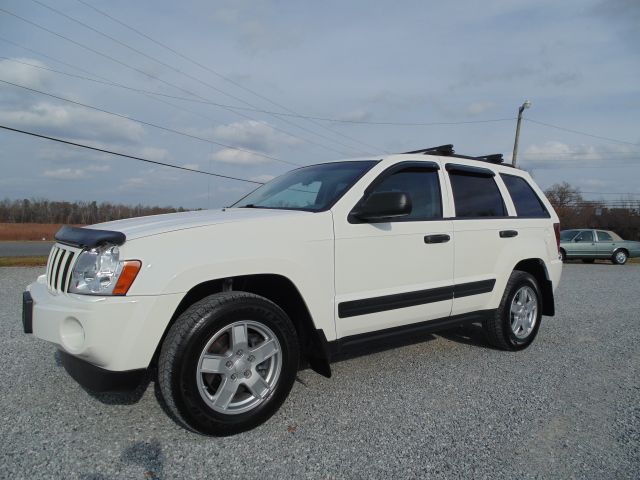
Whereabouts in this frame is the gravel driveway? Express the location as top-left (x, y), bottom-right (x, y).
top-left (0, 265), bottom-right (638, 479)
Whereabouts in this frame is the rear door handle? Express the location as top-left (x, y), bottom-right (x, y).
top-left (424, 234), bottom-right (451, 244)
top-left (499, 230), bottom-right (518, 238)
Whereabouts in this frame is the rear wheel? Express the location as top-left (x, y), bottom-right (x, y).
top-left (483, 271), bottom-right (542, 351)
top-left (612, 250), bottom-right (628, 265)
top-left (158, 291), bottom-right (299, 436)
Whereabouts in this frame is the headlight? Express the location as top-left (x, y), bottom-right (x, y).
top-left (69, 245), bottom-right (141, 295)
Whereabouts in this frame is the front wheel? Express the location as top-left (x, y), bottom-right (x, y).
top-left (483, 271), bottom-right (542, 351)
top-left (612, 250), bottom-right (628, 265)
top-left (158, 292), bottom-right (299, 436)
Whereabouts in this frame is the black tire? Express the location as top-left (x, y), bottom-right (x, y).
top-left (483, 271), bottom-right (542, 351)
top-left (559, 249), bottom-right (566, 263)
top-left (612, 249), bottom-right (628, 265)
top-left (582, 258), bottom-right (595, 264)
top-left (158, 291), bottom-right (299, 436)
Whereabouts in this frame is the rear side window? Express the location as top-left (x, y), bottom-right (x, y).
top-left (500, 174), bottom-right (549, 218)
top-left (367, 167), bottom-right (442, 220)
top-left (575, 231), bottom-right (594, 242)
top-left (597, 231), bottom-right (613, 241)
top-left (448, 170), bottom-right (506, 218)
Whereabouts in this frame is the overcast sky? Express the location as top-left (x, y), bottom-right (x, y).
top-left (0, 0), bottom-right (638, 209)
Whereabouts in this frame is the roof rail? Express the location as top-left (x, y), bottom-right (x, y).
top-left (474, 154), bottom-right (504, 164)
top-left (402, 144), bottom-right (509, 166)
top-left (403, 144), bottom-right (454, 156)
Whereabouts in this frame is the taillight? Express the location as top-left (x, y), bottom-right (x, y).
top-left (553, 223), bottom-right (561, 252)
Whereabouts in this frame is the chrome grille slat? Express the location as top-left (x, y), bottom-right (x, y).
top-left (48, 248), bottom-right (61, 287)
top-left (46, 245), bottom-right (80, 293)
top-left (45, 247), bottom-right (56, 285)
top-left (53, 250), bottom-right (65, 291)
top-left (55, 250), bottom-right (68, 290)
top-left (60, 251), bottom-right (75, 292)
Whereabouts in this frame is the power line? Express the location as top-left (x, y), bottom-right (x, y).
top-left (25, 0), bottom-right (372, 157)
top-left (74, 0), bottom-right (387, 154)
top-left (0, 55), bottom-right (518, 132)
top-left (0, 7), bottom-right (356, 157)
top-left (308, 117), bottom-right (517, 126)
top-left (0, 50), bottom-right (322, 166)
top-left (517, 151), bottom-right (640, 158)
top-left (526, 118), bottom-right (640, 148)
top-left (523, 161), bottom-right (640, 169)
top-left (0, 78), bottom-right (302, 167)
top-left (0, 124), bottom-right (264, 184)
top-left (579, 191), bottom-right (640, 196)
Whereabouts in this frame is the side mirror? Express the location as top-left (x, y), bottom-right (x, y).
top-left (574, 237), bottom-right (581, 242)
top-left (351, 191), bottom-right (412, 222)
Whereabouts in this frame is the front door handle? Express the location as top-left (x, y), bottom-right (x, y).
top-left (424, 234), bottom-right (451, 244)
top-left (499, 230), bottom-right (518, 238)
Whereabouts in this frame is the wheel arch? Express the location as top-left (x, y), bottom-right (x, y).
top-left (612, 247), bottom-right (629, 264)
top-left (152, 273), bottom-right (332, 378)
top-left (513, 258), bottom-right (555, 316)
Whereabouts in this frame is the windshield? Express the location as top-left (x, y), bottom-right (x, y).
top-left (232, 161), bottom-right (377, 211)
top-left (560, 230), bottom-right (579, 241)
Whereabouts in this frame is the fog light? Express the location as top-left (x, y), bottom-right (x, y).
top-left (60, 317), bottom-right (85, 352)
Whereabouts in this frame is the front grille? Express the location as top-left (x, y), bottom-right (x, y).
top-left (46, 245), bottom-right (79, 292)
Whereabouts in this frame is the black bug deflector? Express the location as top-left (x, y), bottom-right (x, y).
top-left (55, 226), bottom-right (126, 249)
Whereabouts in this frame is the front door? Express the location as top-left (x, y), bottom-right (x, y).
top-left (573, 230), bottom-right (597, 257)
top-left (333, 163), bottom-right (454, 338)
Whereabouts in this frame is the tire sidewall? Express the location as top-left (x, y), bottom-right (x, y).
top-left (502, 274), bottom-right (542, 350)
top-left (613, 250), bottom-right (627, 265)
top-left (171, 297), bottom-right (298, 435)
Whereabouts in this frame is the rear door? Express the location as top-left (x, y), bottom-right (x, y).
top-left (445, 164), bottom-right (512, 316)
top-left (596, 230), bottom-right (616, 258)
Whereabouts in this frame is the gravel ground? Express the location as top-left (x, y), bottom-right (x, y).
top-left (0, 241), bottom-right (53, 257)
top-left (0, 264), bottom-right (638, 479)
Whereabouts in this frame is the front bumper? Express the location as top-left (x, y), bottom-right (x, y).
top-left (25, 275), bottom-right (183, 372)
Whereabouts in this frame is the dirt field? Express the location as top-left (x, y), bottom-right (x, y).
top-left (0, 223), bottom-right (81, 241)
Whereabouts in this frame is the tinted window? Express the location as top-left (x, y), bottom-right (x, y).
top-left (366, 167), bottom-right (442, 220)
top-left (501, 174), bottom-right (548, 217)
top-left (575, 231), bottom-right (594, 242)
top-left (233, 161), bottom-right (377, 211)
top-left (560, 230), bottom-right (579, 241)
top-left (449, 171), bottom-right (506, 218)
top-left (597, 231), bottom-right (613, 242)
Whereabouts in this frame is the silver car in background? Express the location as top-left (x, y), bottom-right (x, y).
top-left (559, 229), bottom-right (640, 265)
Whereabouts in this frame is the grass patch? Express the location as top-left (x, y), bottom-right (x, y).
top-left (0, 223), bottom-right (82, 241)
top-left (0, 256), bottom-right (48, 267)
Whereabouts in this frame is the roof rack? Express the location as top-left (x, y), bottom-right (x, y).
top-left (402, 144), bottom-right (509, 166)
top-left (403, 144), bottom-right (454, 156)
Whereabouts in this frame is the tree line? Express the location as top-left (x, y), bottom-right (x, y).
top-left (545, 182), bottom-right (640, 241)
top-left (0, 198), bottom-right (188, 225)
top-left (2, 185), bottom-right (639, 240)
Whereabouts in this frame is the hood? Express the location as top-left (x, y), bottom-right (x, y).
top-left (88, 208), bottom-right (312, 241)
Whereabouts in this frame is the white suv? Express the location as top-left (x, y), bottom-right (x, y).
top-left (23, 145), bottom-right (562, 435)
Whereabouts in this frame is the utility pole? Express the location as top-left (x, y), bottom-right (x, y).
top-left (512, 100), bottom-right (531, 168)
